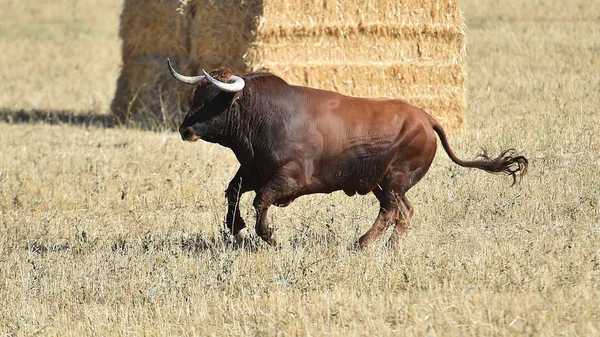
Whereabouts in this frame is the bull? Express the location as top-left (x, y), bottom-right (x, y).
top-left (167, 59), bottom-right (528, 248)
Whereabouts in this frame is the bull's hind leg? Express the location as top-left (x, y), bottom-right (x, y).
top-left (356, 188), bottom-right (400, 249)
top-left (387, 196), bottom-right (414, 248)
top-left (357, 186), bottom-right (413, 249)
top-left (358, 159), bottom-right (430, 248)
top-left (357, 128), bottom-right (436, 248)
top-left (383, 161), bottom-right (431, 247)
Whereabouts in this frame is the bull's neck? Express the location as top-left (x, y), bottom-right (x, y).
top-left (198, 94), bottom-right (242, 146)
top-left (219, 98), bottom-right (269, 166)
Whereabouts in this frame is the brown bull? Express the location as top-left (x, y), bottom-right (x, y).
top-left (167, 59), bottom-right (528, 248)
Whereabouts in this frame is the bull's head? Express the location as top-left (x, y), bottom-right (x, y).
top-left (167, 58), bottom-right (245, 142)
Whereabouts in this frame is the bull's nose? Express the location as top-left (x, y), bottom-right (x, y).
top-left (180, 126), bottom-right (200, 142)
top-left (180, 127), bottom-right (193, 141)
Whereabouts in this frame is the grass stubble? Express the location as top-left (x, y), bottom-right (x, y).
top-left (0, 0), bottom-right (599, 335)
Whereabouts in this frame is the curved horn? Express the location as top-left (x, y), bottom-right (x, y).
top-left (201, 69), bottom-right (245, 92)
top-left (167, 58), bottom-right (205, 85)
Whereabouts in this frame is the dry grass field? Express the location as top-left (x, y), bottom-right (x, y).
top-left (1, 0), bottom-right (599, 335)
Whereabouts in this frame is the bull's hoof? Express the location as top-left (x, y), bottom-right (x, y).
top-left (385, 237), bottom-right (401, 249)
top-left (353, 239), bottom-right (369, 250)
top-left (234, 228), bottom-right (248, 244)
top-left (260, 232), bottom-right (277, 247)
top-left (267, 232), bottom-right (277, 246)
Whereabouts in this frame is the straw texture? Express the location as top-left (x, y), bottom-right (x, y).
top-left (111, 0), bottom-right (193, 126)
top-left (112, 0), bottom-right (466, 129)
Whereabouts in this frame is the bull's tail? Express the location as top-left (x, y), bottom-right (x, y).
top-left (432, 121), bottom-right (528, 185)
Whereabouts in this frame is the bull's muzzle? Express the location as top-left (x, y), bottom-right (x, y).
top-left (180, 126), bottom-right (200, 142)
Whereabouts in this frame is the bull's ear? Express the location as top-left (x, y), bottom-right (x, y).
top-left (202, 69), bottom-right (245, 92)
top-left (167, 58), bottom-right (205, 85)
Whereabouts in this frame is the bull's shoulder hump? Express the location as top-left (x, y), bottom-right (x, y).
top-left (243, 72), bottom-right (288, 85)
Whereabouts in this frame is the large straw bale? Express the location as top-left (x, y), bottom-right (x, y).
top-left (241, 0), bottom-right (466, 128)
top-left (190, 0), bottom-right (466, 128)
top-left (113, 0), bottom-right (467, 129)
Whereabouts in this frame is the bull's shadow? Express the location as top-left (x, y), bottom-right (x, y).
top-left (23, 230), bottom-right (263, 256)
top-left (0, 109), bottom-right (118, 128)
top-left (0, 108), bottom-right (183, 131)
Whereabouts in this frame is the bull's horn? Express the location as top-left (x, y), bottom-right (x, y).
top-left (167, 58), bottom-right (205, 85)
top-left (201, 69), bottom-right (245, 93)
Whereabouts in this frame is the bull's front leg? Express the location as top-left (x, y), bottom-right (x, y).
top-left (225, 169), bottom-right (253, 243)
top-left (252, 173), bottom-right (299, 246)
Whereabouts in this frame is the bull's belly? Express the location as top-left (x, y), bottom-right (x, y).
top-left (270, 146), bottom-right (398, 206)
top-left (271, 165), bottom-right (386, 207)
top-left (331, 168), bottom-right (385, 195)
top-left (312, 159), bottom-right (389, 196)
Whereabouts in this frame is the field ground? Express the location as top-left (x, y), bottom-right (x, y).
top-left (1, 0), bottom-right (599, 335)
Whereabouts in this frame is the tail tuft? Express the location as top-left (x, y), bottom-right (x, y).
top-left (476, 149), bottom-right (529, 186)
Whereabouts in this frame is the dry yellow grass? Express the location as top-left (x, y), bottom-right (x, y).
top-left (0, 0), bottom-right (120, 114)
top-left (1, 0), bottom-right (599, 335)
